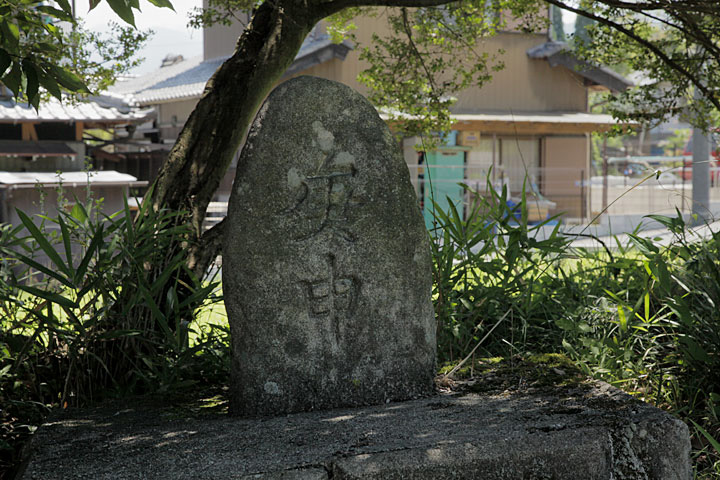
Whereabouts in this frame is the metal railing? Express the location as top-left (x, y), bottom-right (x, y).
top-left (407, 163), bottom-right (720, 223)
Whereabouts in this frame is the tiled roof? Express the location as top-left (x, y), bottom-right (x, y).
top-left (527, 41), bottom-right (632, 93)
top-left (104, 34), bottom-right (353, 106)
top-left (104, 55), bottom-right (215, 105)
top-left (0, 97), bottom-right (154, 123)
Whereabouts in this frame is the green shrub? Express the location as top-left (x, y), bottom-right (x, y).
top-left (0, 193), bottom-right (224, 407)
top-left (429, 186), bottom-right (720, 476)
top-left (430, 181), bottom-right (569, 363)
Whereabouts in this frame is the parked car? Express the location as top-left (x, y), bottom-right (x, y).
top-left (682, 134), bottom-right (720, 183)
top-left (679, 158), bottom-right (719, 183)
top-left (608, 158), bottom-right (652, 177)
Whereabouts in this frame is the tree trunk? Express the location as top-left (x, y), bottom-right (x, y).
top-left (149, 0), bottom-right (462, 279)
top-left (149, 1), bottom-right (318, 278)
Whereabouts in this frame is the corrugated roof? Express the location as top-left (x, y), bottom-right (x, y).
top-left (104, 34), bottom-right (353, 106)
top-left (0, 170), bottom-right (142, 186)
top-left (0, 141), bottom-right (77, 156)
top-left (0, 97), bottom-right (154, 123)
top-left (452, 111), bottom-right (623, 125)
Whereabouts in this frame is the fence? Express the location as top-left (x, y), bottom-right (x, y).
top-left (407, 163), bottom-right (720, 225)
top-left (198, 164), bottom-right (720, 232)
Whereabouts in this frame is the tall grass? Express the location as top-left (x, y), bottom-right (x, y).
top-left (431, 181), bottom-right (568, 363)
top-left (0, 193), bottom-right (226, 407)
top-left (0, 193), bottom-right (230, 476)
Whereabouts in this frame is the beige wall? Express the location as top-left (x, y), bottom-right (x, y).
top-left (157, 99), bottom-right (200, 141)
top-left (292, 15), bottom-right (586, 114)
top-left (202, 1), bottom-right (249, 60)
top-left (453, 33), bottom-right (587, 113)
top-left (201, 11), bottom-right (587, 114)
top-left (289, 58), bottom-right (346, 86)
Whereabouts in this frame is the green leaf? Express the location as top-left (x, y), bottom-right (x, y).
top-left (1, 21), bottom-right (20, 53)
top-left (22, 60), bottom-right (40, 109)
top-left (37, 66), bottom-right (62, 101)
top-left (89, 0), bottom-right (102, 11)
top-left (96, 330), bottom-right (142, 340)
top-left (2, 62), bottom-right (22, 97)
top-left (147, 0), bottom-right (174, 10)
top-left (644, 214), bottom-right (684, 234)
top-left (70, 203), bottom-right (88, 223)
top-left (554, 317), bottom-right (576, 331)
top-left (106, 0), bottom-right (136, 27)
top-left (690, 420), bottom-right (720, 455)
top-left (47, 65), bottom-right (89, 93)
top-left (33, 42), bottom-right (59, 54)
top-left (617, 305), bottom-right (628, 332)
top-left (37, 6), bottom-right (74, 22)
top-left (0, 49), bottom-right (10, 76)
top-left (0, 246), bottom-right (73, 287)
top-left (628, 234), bottom-right (659, 257)
top-left (679, 335), bottom-right (712, 363)
top-left (74, 225), bottom-right (105, 284)
top-left (56, 216), bottom-right (74, 269)
top-left (16, 284), bottom-right (77, 310)
top-left (140, 289), bottom-right (173, 341)
top-left (55, 0), bottom-right (73, 15)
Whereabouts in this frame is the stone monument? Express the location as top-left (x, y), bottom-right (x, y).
top-left (223, 76), bottom-right (436, 416)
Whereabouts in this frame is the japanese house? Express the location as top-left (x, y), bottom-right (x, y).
top-left (103, 6), bottom-right (632, 222)
top-left (0, 93), bottom-right (152, 223)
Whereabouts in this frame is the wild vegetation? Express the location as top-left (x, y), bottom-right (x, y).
top-left (429, 182), bottom-right (720, 477)
top-left (2, 0), bottom-right (720, 477)
top-left (0, 195), bottom-right (227, 478)
top-left (1, 180), bottom-right (719, 477)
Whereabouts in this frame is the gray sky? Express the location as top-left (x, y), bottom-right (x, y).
top-left (80, 0), bottom-right (203, 74)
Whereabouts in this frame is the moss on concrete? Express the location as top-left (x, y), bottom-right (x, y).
top-left (439, 353), bottom-right (591, 395)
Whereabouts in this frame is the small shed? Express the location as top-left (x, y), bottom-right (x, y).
top-left (0, 170), bottom-right (147, 225)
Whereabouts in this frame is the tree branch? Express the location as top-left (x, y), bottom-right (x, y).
top-left (591, 1), bottom-right (720, 15)
top-left (545, 0), bottom-right (720, 111)
top-left (188, 218), bottom-right (227, 280)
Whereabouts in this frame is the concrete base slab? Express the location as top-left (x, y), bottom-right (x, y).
top-left (22, 382), bottom-right (690, 479)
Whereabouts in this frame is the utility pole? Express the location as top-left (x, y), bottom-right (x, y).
top-left (692, 88), bottom-right (711, 224)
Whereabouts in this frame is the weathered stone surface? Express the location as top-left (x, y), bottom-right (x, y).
top-left (22, 381), bottom-right (691, 479)
top-left (223, 76), bottom-right (435, 416)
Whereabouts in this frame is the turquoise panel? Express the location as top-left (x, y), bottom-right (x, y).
top-left (423, 150), bottom-right (465, 231)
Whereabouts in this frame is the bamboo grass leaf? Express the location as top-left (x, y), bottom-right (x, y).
top-left (16, 285), bottom-right (77, 309)
top-left (0, 247), bottom-right (74, 288)
top-left (16, 209), bottom-right (73, 279)
top-left (57, 216), bottom-right (74, 272)
top-left (74, 225), bottom-right (105, 285)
